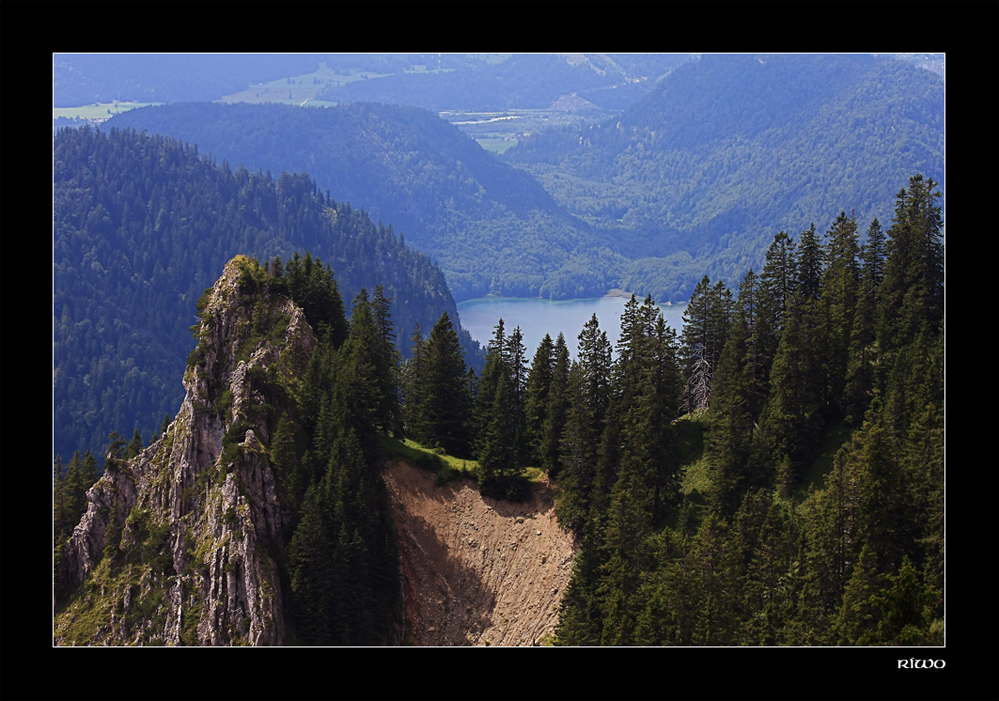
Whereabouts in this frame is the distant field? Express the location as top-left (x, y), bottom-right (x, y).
top-left (53, 101), bottom-right (162, 121)
top-left (219, 63), bottom-right (385, 105)
top-left (476, 138), bottom-right (518, 154)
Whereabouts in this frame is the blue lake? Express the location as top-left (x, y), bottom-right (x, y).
top-left (456, 296), bottom-right (688, 359)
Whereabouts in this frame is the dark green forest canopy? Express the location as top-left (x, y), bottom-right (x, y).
top-left (53, 125), bottom-right (481, 465)
top-left (548, 176), bottom-right (944, 646)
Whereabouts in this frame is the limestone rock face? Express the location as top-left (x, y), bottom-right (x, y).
top-left (57, 257), bottom-right (315, 646)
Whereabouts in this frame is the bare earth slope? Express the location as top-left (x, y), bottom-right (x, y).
top-left (384, 461), bottom-right (577, 646)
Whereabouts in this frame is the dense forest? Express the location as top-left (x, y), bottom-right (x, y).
top-left (391, 174), bottom-right (944, 644)
top-left (54, 125), bottom-right (482, 465)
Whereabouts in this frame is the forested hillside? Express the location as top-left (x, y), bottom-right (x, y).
top-left (54, 126), bottom-right (481, 465)
top-left (384, 174), bottom-right (945, 645)
top-left (546, 177), bottom-right (944, 645)
top-left (103, 101), bottom-right (617, 300)
top-left (504, 54), bottom-right (945, 302)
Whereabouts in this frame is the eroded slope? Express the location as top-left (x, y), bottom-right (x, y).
top-left (384, 461), bottom-right (577, 646)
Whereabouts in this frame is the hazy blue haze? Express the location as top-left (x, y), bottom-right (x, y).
top-left (456, 296), bottom-right (688, 360)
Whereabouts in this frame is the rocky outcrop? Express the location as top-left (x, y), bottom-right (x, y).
top-left (56, 257), bottom-right (314, 645)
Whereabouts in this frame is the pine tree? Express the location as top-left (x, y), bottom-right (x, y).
top-left (681, 276), bottom-right (715, 414)
top-left (763, 290), bottom-right (825, 494)
top-left (127, 428), bottom-right (145, 458)
top-left (757, 230), bottom-right (797, 380)
top-left (401, 324), bottom-right (426, 440)
top-left (796, 222), bottom-right (824, 301)
top-left (705, 314), bottom-right (755, 513)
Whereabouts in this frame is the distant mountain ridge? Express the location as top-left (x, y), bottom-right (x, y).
top-left (505, 53), bottom-right (945, 300)
top-left (103, 54), bottom-right (944, 304)
top-left (104, 101), bottom-right (618, 300)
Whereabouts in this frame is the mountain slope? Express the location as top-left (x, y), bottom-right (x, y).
top-left (54, 125), bottom-right (481, 465)
top-left (55, 258), bottom-right (315, 645)
top-left (505, 54), bottom-right (945, 301)
top-left (103, 101), bottom-right (618, 300)
top-left (54, 256), bottom-right (575, 645)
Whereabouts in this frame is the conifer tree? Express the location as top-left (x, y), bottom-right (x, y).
top-left (757, 231), bottom-right (797, 379)
top-left (523, 333), bottom-right (555, 466)
top-left (705, 314), bottom-right (755, 513)
top-left (370, 285), bottom-right (402, 437)
top-left (556, 316), bottom-right (611, 533)
top-left (681, 276), bottom-right (715, 414)
top-left (795, 222), bottom-right (824, 300)
top-left (820, 211), bottom-right (861, 418)
top-left (539, 333), bottom-right (570, 477)
top-left (474, 321), bottom-right (515, 496)
top-left (416, 312), bottom-right (473, 457)
top-left (763, 290), bottom-right (825, 494)
top-left (401, 324), bottom-right (426, 440)
top-left (876, 174), bottom-right (944, 361)
top-left (127, 428), bottom-right (145, 458)
top-left (843, 218), bottom-right (885, 424)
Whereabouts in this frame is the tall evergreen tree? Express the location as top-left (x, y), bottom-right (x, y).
top-left (415, 312), bottom-right (473, 457)
top-left (876, 174), bottom-right (944, 361)
top-left (556, 315), bottom-right (612, 533)
top-left (820, 211), bottom-right (861, 419)
top-left (473, 320), bottom-right (522, 498)
top-left (796, 222), bottom-right (824, 301)
top-left (762, 290), bottom-right (825, 494)
top-left (523, 333), bottom-right (555, 467)
top-left (757, 230), bottom-right (797, 381)
top-left (539, 333), bottom-right (571, 477)
top-left (843, 218), bottom-right (885, 424)
top-left (371, 285), bottom-right (403, 437)
top-left (681, 276), bottom-right (715, 414)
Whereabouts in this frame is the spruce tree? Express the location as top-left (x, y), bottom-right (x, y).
top-left (876, 174), bottom-right (944, 360)
top-left (820, 211), bottom-right (861, 419)
top-left (555, 316), bottom-right (611, 533)
top-left (539, 333), bottom-right (570, 477)
top-left (523, 333), bottom-right (555, 467)
top-left (418, 312), bottom-right (473, 457)
top-left (757, 231), bottom-right (797, 380)
top-left (843, 218), bottom-right (885, 425)
top-left (370, 285), bottom-right (402, 437)
top-left (680, 276), bottom-right (715, 414)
